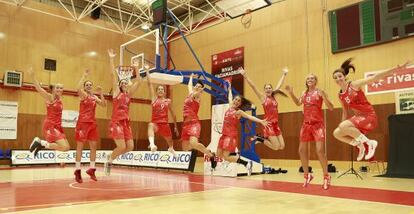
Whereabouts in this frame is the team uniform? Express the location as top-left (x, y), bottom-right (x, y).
top-left (181, 94), bottom-right (201, 141)
top-left (151, 98), bottom-right (172, 138)
top-left (339, 82), bottom-right (377, 134)
top-left (218, 107), bottom-right (240, 152)
top-left (300, 90), bottom-right (325, 142)
top-left (262, 96), bottom-right (281, 137)
top-left (75, 95), bottom-right (99, 142)
top-left (42, 99), bottom-right (66, 143)
top-left (109, 92), bottom-right (132, 141)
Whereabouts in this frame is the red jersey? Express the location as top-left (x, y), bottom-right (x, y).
top-left (45, 99), bottom-right (63, 125)
top-left (152, 98), bottom-right (170, 123)
top-left (263, 96), bottom-right (278, 123)
top-left (222, 107), bottom-right (239, 137)
top-left (183, 94), bottom-right (199, 121)
top-left (78, 95), bottom-right (97, 123)
top-left (112, 92), bottom-right (130, 121)
top-left (302, 90), bottom-right (324, 124)
top-left (339, 82), bottom-right (376, 116)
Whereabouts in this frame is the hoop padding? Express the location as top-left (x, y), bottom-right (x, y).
top-left (116, 66), bottom-right (136, 81)
top-left (148, 72), bottom-right (183, 85)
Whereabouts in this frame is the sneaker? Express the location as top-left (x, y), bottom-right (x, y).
top-left (149, 145), bottom-right (158, 152)
top-left (210, 153), bottom-right (217, 169)
top-left (246, 160), bottom-right (253, 176)
top-left (29, 137), bottom-right (44, 157)
top-left (252, 135), bottom-right (266, 144)
top-left (356, 143), bottom-right (366, 161)
top-left (365, 140), bottom-right (378, 160)
top-left (74, 169), bottom-right (83, 183)
top-left (323, 175), bottom-right (331, 190)
top-left (303, 173), bottom-right (314, 187)
top-left (86, 168), bottom-right (97, 181)
top-left (168, 147), bottom-right (178, 158)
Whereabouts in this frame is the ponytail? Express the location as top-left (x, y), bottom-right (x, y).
top-left (333, 58), bottom-right (355, 76)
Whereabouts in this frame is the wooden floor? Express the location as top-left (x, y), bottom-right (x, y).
top-left (1, 160), bottom-right (414, 214)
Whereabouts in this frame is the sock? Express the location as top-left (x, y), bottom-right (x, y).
top-left (350, 139), bottom-right (361, 146)
top-left (149, 136), bottom-right (155, 147)
top-left (255, 135), bottom-right (265, 143)
top-left (229, 152), bottom-right (238, 156)
top-left (356, 134), bottom-right (369, 143)
top-left (90, 161), bottom-right (95, 169)
top-left (236, 157), bottom-right (248, 166)
top-left (75, 162), bottom-right (81, 169)
top-left (40, 140), bottom-right (50, 149)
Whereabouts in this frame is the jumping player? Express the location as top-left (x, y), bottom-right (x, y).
top-left (74, 69), bottom-right (106, 183)
top-left (333, 58), bottom-right (411, 161)
top-left (104, 49), bottom-right (142, 175)
top-left (240, 67), bottom-right (288, 150)
top-left (217, 82), bottom-right (269, 176)
top-left (285, 74), bottom-right (334, 189)
top-left (27, 67), bottom-right (71, 155)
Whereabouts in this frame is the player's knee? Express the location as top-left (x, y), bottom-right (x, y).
top-left (333, 128), bottom-right (342, 138)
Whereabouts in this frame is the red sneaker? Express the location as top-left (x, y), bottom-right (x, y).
top-left (303, 173), bottom-right (313, 187)
top-left (86, 168), bottom-right (98, 181)
top-left (74, 169), bottom-right (83, 183)
top-left (323, 175), bottom-right (331, 190)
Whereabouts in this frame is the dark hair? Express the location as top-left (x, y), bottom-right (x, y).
top-left (333, 58), bottom-right (355, 77)
top-left (234, 95), bottom-right (252, 111)
top-left (264, 84), bottom-right (288, 97)
top-left (196, 80), bottom-right (204, 88)
top-left (118, 79), bottom-right (128, 92)
top-left (83, 80), bottom-right (93, 87)
top-left (49, 84), bottom-right (55, 91)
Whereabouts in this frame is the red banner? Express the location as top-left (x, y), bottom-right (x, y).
top-left (211, 47), bottom-right (244, 104)
top-left (364, 66), bottom-right (414, 95)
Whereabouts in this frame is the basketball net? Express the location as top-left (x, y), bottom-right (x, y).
top-left (116, 66), bottom-right (136, 85)
top-left (241, 9), bottom-right (252, 29)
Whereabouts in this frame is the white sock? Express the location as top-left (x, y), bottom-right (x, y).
top-left (75, 162), bottom-right (81, 169)
top-left (356, 134), bottom-right (369, 143)
top-left (40, 140), bottom-right (50, 149)
top-left (149, 136), bottom-right (155, 147)
top-left (90, 161), bottom-right (95, 168)
top-left (350, 139), bottom-right (362, 146)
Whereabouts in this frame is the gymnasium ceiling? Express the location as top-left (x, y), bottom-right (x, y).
top-left (0, 0), bottom-right (284, 40)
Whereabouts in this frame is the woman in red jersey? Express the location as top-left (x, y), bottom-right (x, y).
top-left (27, 67), bottom-right (70, 155)
top-left (146, 70), bottom-right (179, 155)
top-left (285, 74), bottom-right (334, 190)
top-left (74, 69), bottom-right (106, 183)
top-left (217, 83), bottom-right (269, 176)
top-left (104, 49), bottom-right (143, 175)
top-left (333, 58), bottom-right (411, 162)
top-left (181, 74), bottom-right (216, 168)
top-left (239, 67), bottom-right (288, 150)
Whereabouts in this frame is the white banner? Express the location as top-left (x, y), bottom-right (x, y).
top-left (61, 110), bottom-right (79, 128)
top-left (0, 101), bottom-right (18, 139)
top-left (395, 89), bottom-right (414, 114)
top-left (11, 150), bottom-right (195, 171)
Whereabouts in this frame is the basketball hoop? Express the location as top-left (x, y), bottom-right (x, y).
top-left (116, 66), bottom-right (136, 85)
top-left (241, 9), bottom-right (252, 29)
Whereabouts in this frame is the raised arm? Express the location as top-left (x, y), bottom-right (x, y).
top-left (239, 67), bottom-right (265, 102)
top-left (146, 69), bottom-right (156, 102)
top-left (168, 102), bottom-right (179, 136)
top-left (274, 67), bottom-right (288, 91)
top-left (187, 73), bottom-right (194, 95)
top-left (227, 81), bottom-right (233, 104)
top-left (352, 60), bottom-right (412, 89)
top-left (108, 49), bottom-right (120, 97)
top-left (319, 89), bottom-right (334, 111)
top-left (285, 85), bottom-right (302, 106)
top-left (77, 69), bottom-right (89, 99)
top-left (95, 86), bottom-right (106, 107)
top-left (237, 110), bottom-right (269, 127)
top-left (26, 67), bottom-right (53, 102)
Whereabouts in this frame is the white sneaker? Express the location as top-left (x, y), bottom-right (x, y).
top-left (246, 160), bottom-right (253, 176)
top-left (356, 143), bottom-right (366, 161)
top-left (365, 140), bottom-right (378, 160)
top-left (149, 145), bottom-right (158, 152)
top-left (168, 147), bottom-right (178, 157)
